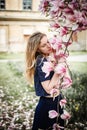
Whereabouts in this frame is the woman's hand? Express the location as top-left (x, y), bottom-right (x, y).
top-left (47, 52), bottom-right (57, 66)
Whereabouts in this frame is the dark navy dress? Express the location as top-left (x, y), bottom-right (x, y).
top-left (32, 56), bottom-right (64, 130)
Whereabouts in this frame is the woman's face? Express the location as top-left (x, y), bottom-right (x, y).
top-left (38, 36), bottom-right (52, 56)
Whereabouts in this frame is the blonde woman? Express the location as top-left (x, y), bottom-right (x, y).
top-left (25, 32), bottom-right (64, 130)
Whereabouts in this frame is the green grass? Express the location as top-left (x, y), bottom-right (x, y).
top-left (69, 51), bottom-right (87, 55)
top-left (0, 52), bottom-right (25, 59)
top-left (69, 62), bottom-right (87, 73)
top-left (0, 51), bottom-right (87, 59)
top-left (0, 62), bottom-right (34, 101)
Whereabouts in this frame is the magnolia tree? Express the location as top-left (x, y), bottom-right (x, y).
top-left (39, 0), bottom-right (87, 129)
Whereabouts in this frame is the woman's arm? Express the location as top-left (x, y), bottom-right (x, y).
top-left (41, 73), bottom-right (59, 94)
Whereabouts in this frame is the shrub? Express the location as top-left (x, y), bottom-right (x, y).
top-left (65, 71), bottom-right (87, 129)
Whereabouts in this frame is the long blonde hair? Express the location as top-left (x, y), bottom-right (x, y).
top-left (25, 32), bottom-right (46, 83)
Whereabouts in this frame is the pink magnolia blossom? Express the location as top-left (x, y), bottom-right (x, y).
top-left (55, 50), bottom-right (68, 63)
top-left (50, 2), bottom-right (59, 18)
top-left (66, 14), bottom-right (76, 23)
top-left (39, 0), bottom-right (50, 14)
top-left (59, 99), bottom-right (67, 108)
top-left (54, 63), bottom-right (67, 76)
top-left (61, 110), bottom-right (71, 120)
top-left (49, 37), bottom-right (62, 51)
top-left (64, 41), bottom-right (72, 47)
top-left (68, 0), bottom-right (80, 10)
top-left (50, 22), bottom-right (60, 29)
top-left (59, 27), bottom-right (68, 36)
top-left (50, 0), bottom-right (64, 18)
top-left (72, 24), bottom-right (79, 31)
top-left (50, 0), bottom-right (65, 9)
top-left (39, 0), bottom-right (87, 31)
top-left (74, 10), bottom-right (83, 22)
top-left (53, 123), bottom-right (64, 130)
top-left (42, 61), bottom-right (54, 77)
top-left (61, 76), bottom-right (72, 89)
top-left (63, 7), bottom-right (74, 15)
top-left (49, 110), bottom-right (58, 119)
top-left (50, 88), bottom-right (60, 99)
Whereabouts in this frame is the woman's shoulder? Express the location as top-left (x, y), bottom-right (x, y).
top-left (36, 55), bottom-right (47, 66)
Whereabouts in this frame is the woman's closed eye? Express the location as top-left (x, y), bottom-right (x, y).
top-left (41, 44), bottom-right (47, 47)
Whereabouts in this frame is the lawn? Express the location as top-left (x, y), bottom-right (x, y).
top-left (0, 61), bottom-right (34, 98)
top-left (0, 51), bottom-right (87, 59)
top-left (69, 51), bottom-right (87, 55)
top-left (68, 62), bottom-right (87, 73)
top-left (0, 52), bottom-right (25, 59)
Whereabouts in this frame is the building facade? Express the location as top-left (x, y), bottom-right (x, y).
top-left (0, 0), bottom-right (87, 52)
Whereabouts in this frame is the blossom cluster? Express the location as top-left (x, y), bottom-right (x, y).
top-left (39, 0), bottom-right (87, 33)
top-left (39, 0), bottom-right (87, 51)
top-left (39, 0), bottom-right (87, 129)
top-left (42, 36), bottom-right (72, 128)
top-left (42, 36), bottom-right (72, 90)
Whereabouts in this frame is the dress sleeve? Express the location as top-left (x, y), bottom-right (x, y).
top-left (36, 58), bottom-right (53, 82)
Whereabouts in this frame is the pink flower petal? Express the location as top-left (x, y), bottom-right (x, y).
top-left (61, 110), bottom-right (71, 120)
top-left (49, 110), bottom-right (58, 119)
top-left (59, 99), bottom-right (67, 108)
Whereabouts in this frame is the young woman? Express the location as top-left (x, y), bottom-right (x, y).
top-left (25, 32), bottom-right (64, 130)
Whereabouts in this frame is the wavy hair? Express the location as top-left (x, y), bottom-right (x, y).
top-left (25, 32), bottom-right (46, 83)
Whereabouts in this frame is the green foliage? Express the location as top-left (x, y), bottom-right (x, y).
top-left (65, 71), bottom-right (87, 124)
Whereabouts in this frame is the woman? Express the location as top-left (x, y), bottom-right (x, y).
top-left (25, 32), bottom-right (64, 130)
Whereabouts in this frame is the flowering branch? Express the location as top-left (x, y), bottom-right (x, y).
top-left (39, 0), bottom-right (87, 129)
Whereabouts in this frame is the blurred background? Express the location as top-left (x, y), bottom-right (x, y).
top-left (0, 0), bottom-right (87, 130)
top-left (0, 0), bottom-right (87, 52)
